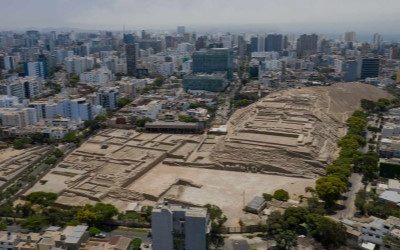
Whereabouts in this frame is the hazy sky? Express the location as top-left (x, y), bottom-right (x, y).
top-left (1, 0), bottom-right (399, 33)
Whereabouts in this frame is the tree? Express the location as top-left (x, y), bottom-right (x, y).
top-left (346, 115), bottom-right (368, 135)
top-left (266, 211), bottom-right (285, 236)
top-left (205, 204), bottom-right (227, 248)
top-left (306, 214), bottom-right (346, 249)
top-left (13, 138), bottom-right (30, 149)
top-left (131, 238), bottom-right (142, 250)
top-left (315, 176), bottom-right (347, 208)
top-left (355, 190), bottom-right (368, 215)
top-left (69, 74), bottom-right (80, 87)
top-left (26, 192), bottom-right (58, 207)
top-left (353, 152), bottom-right (379, 182)
top-left (76, 203), bottom-right (118, 226)
top-left (22, 214), bottom-right (48, 231)
top-left (376, 98), bottom-right (391, 112)
top-left (44, 155), bottom-right (57, 165)
top-left (360, 99), bottom-right (376, 112)
top-left (153, 77), bottom-right (164, 87)
top-left (135, 117), bottom-right (152, 128)
top-left (88, 227), bottom-right (101, 236)
top-left (283, 207), bottom-right (309, 234)
top-left (63, 131), bottom-right (81, 143)
top-left (325, 164), bottom-right (351, 183)
top-left (53, 148), bottom-right (64, 158)
top-left (117, 97), bottom-right (132, 108)
top-left (274, 230), bottom-right (297, 250)
top-left (273, 189), bottom-right (289, 201)
top-left (178, 115), bottom-right (198, 123)
top-left (263, 193), bottom-right (273, 201)
top-left (0, 220), bottom-right (6, 230)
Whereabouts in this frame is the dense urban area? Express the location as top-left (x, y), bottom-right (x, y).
top-left (1, 23), bottom-right (400, 250)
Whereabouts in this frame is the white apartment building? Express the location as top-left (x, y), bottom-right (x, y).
top-left (0, 76), bottom-right (43, 101)
top-left (0, 95), bottom-right (19, 108)
top-left (0, 108), bottom-right (37, 128)
top-left (132, 100), bottom-right (162, 120)
top-left (64, 56), bottom-right (95, 75)
top-left (79, 66), bottom-right (114, 85)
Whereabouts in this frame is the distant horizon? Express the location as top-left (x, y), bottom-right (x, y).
top-left (1, 25), bottom-right (400, 43)
top-left (1, 0), bottom-right (400, 38)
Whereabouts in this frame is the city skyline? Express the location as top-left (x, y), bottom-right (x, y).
top-left (0, 0), bottom-right (399, 35)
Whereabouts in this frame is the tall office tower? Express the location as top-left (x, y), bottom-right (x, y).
top-left (360, 57), bottom-right (380, 79)
top-left (296, 34), bottom-right (318, 57)
top-left (123, 33), bottom-right (135, 45)
top-left (192, 48), bottom-right (233, 80)
top-left (141, 30), bottom-right (150, 40)
top-left (389, 46), bottom-right (399, 60)
top-left (237, 35), bottom-right (247, 59)
top-left (319, 39), bottom-right (330, 54)
top-left (344, 31), bottom-right (356, 43)
top-left (177, 26), bottom-right (186, 35)
top-left (265, 34), bottom-right (283, 52)
top-left (283, 35), bottom-right (289, 50)
top-left (373, 33), bottom-right (382, 49)
top-left (151, 204), bottom-right (209, 250)
top-left (25, 30), bottom-right (40, 47)
top-left (3, 56), bottom-right (16, 71)
top-left (257, 36), bottom-right (265, 52)
top-left (250, 36), bottom-right (258, 52)
top-left (165, 36), bottom-right (177, 49)
top-left (342, 60), bottom-right (359, 82)
top-left (125, 43), bottom-right (139, 77)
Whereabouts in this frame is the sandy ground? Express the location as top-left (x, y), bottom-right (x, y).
top-left (0, 148), bottom-right (26, 162)
top-left (129, 165), bottom-right (315, 226)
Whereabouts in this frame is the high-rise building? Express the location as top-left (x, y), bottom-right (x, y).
top-left (344, 31), bottom-right (356, 43)
top-left (177, 26), bottom-right (186, 35)
top-left (342, 60), bottom-right (359, 82)
top-left (250, 37), bottom-right (258, 52)
top-left (192, 48), bottom-right (233, 80)
top-left (151, 204), bottom-right (209, 250)
top-left (373, 33), bottom-right (382, 49)
top-left (257, 36), bottom-right (265, 52)
top-left (265, 34), bottom-right (283, 52)
top-left (296, 34), bottom-right (318, 57)
top-left (3, 56), bottom-right (16, 71)
top-left (237, 35), bottom-right (247, 59)
top-left (125, 43), bottom-right (139, 77)
top-left (123, 33), bottom-right (135, 45)
top-left (360, 57), bottom-right (380, 79)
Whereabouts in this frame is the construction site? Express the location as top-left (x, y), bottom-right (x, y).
top-left (26, 83), bottom-right (392, 226)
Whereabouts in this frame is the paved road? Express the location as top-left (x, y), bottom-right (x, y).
top-left (334, 173), bottom-right (363, 220)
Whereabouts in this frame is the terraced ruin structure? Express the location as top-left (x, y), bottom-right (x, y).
top-left (27, 83), bottom-right (392, 226)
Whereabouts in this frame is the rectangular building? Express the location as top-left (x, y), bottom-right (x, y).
top-left (151, 204), bottom-right (209, 250)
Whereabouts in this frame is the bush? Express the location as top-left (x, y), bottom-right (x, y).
top-left (26, 192), bottom-right (58, 207)
top-left (262, 193), bottom-right (273, 201)
top-left (88, 227), bottom-right (101, 236)
top-left (273, 189), bottom-right (289, 201)
top-left (131, 238), bottom-right (142, 250)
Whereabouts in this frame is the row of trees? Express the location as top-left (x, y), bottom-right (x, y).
top-left (0, 192), bottom-right (123, 232)
top-left (266, 206), bottom-right (346, 249)
top-left (315, 108), bottom-right (381, 208)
